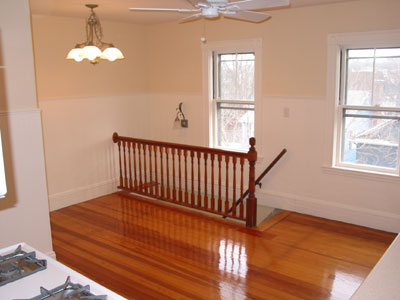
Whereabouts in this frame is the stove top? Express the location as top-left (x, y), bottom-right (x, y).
top-left (0, 245), bottom-right (47, 287)
top-left (15, 276), bottom-right (107, 300)
top-left (0, 243), bottom-right (127, 300)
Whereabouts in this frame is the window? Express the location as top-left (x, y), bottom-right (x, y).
top-left (326, 30), bottom-right (400, 176)
top-left (0, 130), bottom-right (6, 198)
top-left (203, 39), bottom-right (262, 152)
top-left (214, 52), bottom-right (255, 150)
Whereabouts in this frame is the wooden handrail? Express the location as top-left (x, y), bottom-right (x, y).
top-left (113, 133), bottom-right (249, 158)
top-left (224, 148), bottom-right (287, 218)
top-left (112, 132), bottom-right (258, 227)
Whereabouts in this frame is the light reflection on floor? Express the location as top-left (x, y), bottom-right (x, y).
top-left (218, 239), bottom-right (248, 299)
top-left (329, 270), bottom-right (364, 300)
top-left (218, 239), bottom-right (248, 279)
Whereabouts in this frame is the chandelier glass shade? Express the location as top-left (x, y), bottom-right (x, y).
top-left (66, 4), bottom-right (124, 64)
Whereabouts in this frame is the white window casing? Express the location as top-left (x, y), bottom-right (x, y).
top-left (202, 39), bottom-right (263, 152)
top-left (325, 29), bottom-right (400, 180)
top-left (0, 129), bottom-right (7, 198)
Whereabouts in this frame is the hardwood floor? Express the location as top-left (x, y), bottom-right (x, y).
top-left (50, 192), bottom-right (396, 300)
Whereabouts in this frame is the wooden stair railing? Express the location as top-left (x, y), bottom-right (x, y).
top-left (113, 132), bottom-right (258, 227)
top-left (224, 148), bottom-right (287, 218)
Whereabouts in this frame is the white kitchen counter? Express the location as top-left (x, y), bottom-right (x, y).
top-left (351, 233), bottom-right (400, 300)
top-left (0, 243), bottom-right (127, 300)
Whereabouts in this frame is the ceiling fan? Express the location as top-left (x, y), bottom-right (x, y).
top-left (129, 0), bottom-right (290, 23)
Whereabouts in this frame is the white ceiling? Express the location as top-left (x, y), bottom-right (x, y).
top-left (29, 0), bottom-right (357, 25)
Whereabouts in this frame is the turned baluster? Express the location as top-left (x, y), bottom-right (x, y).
top-left (117, 140), bottom-right (122, 187)
top-left (160, 146), bottom-right (165, 198)
top-left (232, 156), bottom-right (237, 216)
top-left (203, 153), bottom-right (208, 209)
top-left (123, 141), bottom-right (128, 188)
top-left (149, 145), bottom-right (153, 195)
top-left (211, 153), bottom-right (215, 211)
top-left (240, 157), bottom-right (244, 219)
top-left (197, 151), bottom-right (202, 207)
top-left (224, 155), bottom-right (230, 213)
top-left (217, 154), bottom-right (222, 212)
top-left (190, 151), bottom-right (195, 206)
top-left (165, 147), bottom-right (170, 200)
top-left (128, 142), bottom-right (133, 189)
top-left (143, 144), bottom-right (148, 194)
top-left (172, 148), bottom-right (176, 201)
top-left (138, 142), bottom-right (143, 191)
top-left (154, 145), bottom-right (158, 197)
top-left (184, 150), bottom-right (188, 203)
top-left (132, 143), bottom-right (138, 189)
top-left (178, 149), bottom-right (182, 202)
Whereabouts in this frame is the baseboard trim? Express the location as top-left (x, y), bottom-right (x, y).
top-left (257, 189), bottom-right (400, 233)
top-left (48, 178), bottom-right (119, 211)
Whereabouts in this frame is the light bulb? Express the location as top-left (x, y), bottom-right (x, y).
top-left (101, 47), bottom-right (124, 61)
top-left (82, 45), bottom-right (101, 61)
top-left (66, 48), bottom-right (83, 61)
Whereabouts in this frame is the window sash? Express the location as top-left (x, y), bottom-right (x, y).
top-left (212, 51), bottom-right (256, 151)
top-left (214, 101), bottom-right (254, 151)
top-left (213, 51), bottom-right (255, 102)
top-left (0, 130), bottom-right (7, 198)
top-left (337, 46), bottom-right (400, 174)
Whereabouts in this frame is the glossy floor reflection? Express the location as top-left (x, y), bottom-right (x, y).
top-left (50, 193), bottom-right (395, 300)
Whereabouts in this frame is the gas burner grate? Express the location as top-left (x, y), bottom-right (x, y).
top-left (15, 276), bottom-right (107, 300)
top-left (0, 245), bottom-right (47, 287)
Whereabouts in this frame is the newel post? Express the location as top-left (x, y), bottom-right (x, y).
top-left (246, 137), bottom-right (257, 227)
top-left (112, 132), bottom-right (123, 188)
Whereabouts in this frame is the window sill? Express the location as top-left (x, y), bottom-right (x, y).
top-left (322, 165), bottom-right (400, 184)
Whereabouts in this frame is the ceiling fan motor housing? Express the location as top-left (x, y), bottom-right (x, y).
top-left (202, 7), bottom-right (219, 18)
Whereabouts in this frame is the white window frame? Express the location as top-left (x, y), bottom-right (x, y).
top-left (325, 29), bottom-right (400, 178)
top-left (0, 129), bottom-right (7, 198)
top-left (202, 39), bottom-right (263, 152)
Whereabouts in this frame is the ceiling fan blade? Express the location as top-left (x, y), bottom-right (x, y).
top-left (179, 13), bottom-right (203, 23)
top-left (223, 10), bottom-right (271, 22)
top-left (227, 0), bottom-right (290, 11)
top-left (185, 0), bottom-right (207, 7)
top-left (129, 8), bottom-right (200, 13)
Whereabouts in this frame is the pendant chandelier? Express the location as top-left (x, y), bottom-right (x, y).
top-left (66, 4), bottom-right (124, 64)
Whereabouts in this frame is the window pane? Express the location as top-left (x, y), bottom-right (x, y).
top-left (348, 49), bottom-right (375, 58)
top-left (344, 109), bottom-right (400, 118)
top-left (345, 48), bottom-right (400, 108)
top-left (373, 57), bottom-right (400, 108)
top-left (0, 130), bottom-right (6, 197)
top-left (219, 59), bottom-right (236, 99)
top-left (217, 103), bottom-right (254, 150)
top-left (345, 58), bottom-right (373, 106)
top-left (220, 54), bottom-right (235, 61)
top-left (376, 48), bottom-right (400, 57)
top-left (217, 53), bottom-right (254, 101)
top-left (237, 53), bottom-right (255, 60)
top-left (341, 110), bottom-right (400, 169)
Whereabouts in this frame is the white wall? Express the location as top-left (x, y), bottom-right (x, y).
top-left (0, 1), bottom-right (53, 254)
top-left (143, 0), bottom-right (400, 232)
top-left (40, 94), bottom-right (150, 210)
